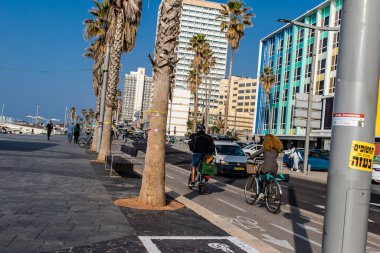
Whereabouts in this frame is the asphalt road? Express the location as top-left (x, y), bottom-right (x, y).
top-left (135, 142), bottom-right (380, 253)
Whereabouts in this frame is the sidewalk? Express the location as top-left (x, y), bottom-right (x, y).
top-left (0, 135), bottom-right (266, 253)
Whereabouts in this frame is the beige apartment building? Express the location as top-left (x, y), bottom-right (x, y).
top-left (211, 76), bottom-right (257, 136)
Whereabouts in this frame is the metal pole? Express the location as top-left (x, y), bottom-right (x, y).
top-left (303, 29), bottom-right (319, 175)
top-left (322, 1), bottom-right (380, 252)
top-left (64, 106), bottom-right (67, 128)
top-left (206, 76), bottom-right (211, 133)
top-left (36, 105), bottom-right (39, 125)
top-left (97, 44), bottom-right (110, 153)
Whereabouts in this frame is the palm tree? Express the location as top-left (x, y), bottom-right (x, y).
top-left (260, 67), bottom-right (275, 133)
top-left (70, 107), bottom-right (76, 123)
top-left (97, 0), bottom-right (142, 161)
top-left (84, 0), bottom-right (110, 152)
top-left (218, 0), bottom-right (254, 134)
top-left (187, 34), bottom-right (208, 133)
top-left (138, 0), bottom-right (182, 207)
top-left (89, 108), bottom-right (95, 129)
top-left (201, 46), bottom-right (216, 131)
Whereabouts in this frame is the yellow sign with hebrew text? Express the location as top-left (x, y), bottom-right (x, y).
top-left (349, 141), bottom-right (375, 172)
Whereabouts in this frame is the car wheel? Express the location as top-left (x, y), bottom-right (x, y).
top-left (245, 153), bottom-right (251, 157)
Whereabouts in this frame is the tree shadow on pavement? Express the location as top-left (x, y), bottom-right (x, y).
top-left (284, 187), bottom-right (314, 252)
top-left (0, 140), bottom-right (58, 152)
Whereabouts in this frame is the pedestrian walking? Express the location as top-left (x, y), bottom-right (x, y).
top-left (123, 130), bottom-right (129, 143)
top-left (46, 121), bottom-right (54, 140)
top-left (67, 123), bottom-right (74, 143)
top-left (73, 123), bottom-right (81, 144)
top-left (290, 146), bottom-right (303, 172)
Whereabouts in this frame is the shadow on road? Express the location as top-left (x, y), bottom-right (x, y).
top-left (0, 140), bottom-right (58, 152)
top-left (284, 187), bottom-right (314, 252)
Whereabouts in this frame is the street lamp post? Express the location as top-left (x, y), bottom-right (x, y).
top-left (278, 19), bottom-right (339, 174)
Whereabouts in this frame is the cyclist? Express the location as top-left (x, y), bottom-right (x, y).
top-left (188, 125), bottom-right (215, 186)
top-left (250, 134), bottom-right (283, 199)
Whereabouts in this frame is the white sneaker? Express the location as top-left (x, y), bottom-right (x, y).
top-left (258, 193), bottom-right (265, 200)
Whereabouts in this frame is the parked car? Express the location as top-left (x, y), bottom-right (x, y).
top-left (236, 141), bottom-right (254, 149)
top-left (242, 144), bottom-right (263, 157)
top-left (213, 141), bottom-right (247, 175)
top-left (372, 155), bottom-right (380, 184)
top-left (283, 149), bottom-right (329, 171)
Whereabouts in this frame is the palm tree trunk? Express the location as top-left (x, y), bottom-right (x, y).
top-left (97, 104), bottom-right (113, 160)
top-left (224, 48), bottom-right (234, 135)
top-left (138, 0), bottom-right (182, 207)
top-left (192, 68), bottom-right (199, 133)
top-left (97, 10), bottom-right (123, 161)
top-left (266, 93), bottom-right (272, 134)
top-left (91, 92), bottom-right (101, 151)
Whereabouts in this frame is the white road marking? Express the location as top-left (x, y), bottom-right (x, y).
top-left (271, 223), bottom-right (322, 247)
top-left (166, 175), bottom-right (174, 179)
top-left (219, 215), bottom-right (266, 232)
top-left (262, 234), bottom-right (294, 251)
top-left (321, 195), bottom-right (326, 198)
top-left (370, 208), bottom-right (380, 213)
top-left (367, 240), bottom-right (380, 249)
top-left (216, 198), bottom-right (247, 213)
top-left (370, 203), bottom-right (380, 207)
top-left (213, 185), bottom-right (239, 195)
top-left (138, 236), bottom-right (259, 253)
top-left (315, 205), bottom-right (325, 209)
top-left (296, 223), bottom-right (322, 234)
top-left (368, 219), bottom-right (375, 223)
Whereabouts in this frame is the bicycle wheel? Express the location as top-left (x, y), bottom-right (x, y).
top-left (78, 138), bottom-right (87, 148)
top-left (244, 175), bottom-right (259, 205)
top-left (188, 174), bottom-right (193, 189)
top-left (198, 175), bottom-right (208, 194)
top-left (265, 180), bottom-right (282, 214)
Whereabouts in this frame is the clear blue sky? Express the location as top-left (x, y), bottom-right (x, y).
top-left (0, 0), bottom-right (322, 122)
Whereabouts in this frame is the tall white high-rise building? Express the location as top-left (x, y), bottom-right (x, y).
top-left (156, 0), bottom-right (228, 136)
top-left (121, 67), bottom-right (153, 124)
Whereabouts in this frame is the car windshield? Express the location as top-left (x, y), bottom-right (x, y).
top-left (216, 145), bottom-right (245, 156)
top-left (244, 144), bottom-right (256, 150)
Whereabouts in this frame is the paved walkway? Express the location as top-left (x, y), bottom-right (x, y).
top-left (0, 135), bottom-right (262, 253)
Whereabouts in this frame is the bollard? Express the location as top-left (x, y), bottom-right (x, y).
top-left (307, 164), bottom-right (311, 176)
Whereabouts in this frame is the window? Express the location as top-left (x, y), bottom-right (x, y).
top-left (297, 29), bottom-right (304, 44)
top-left (238, 96), bottom-right (243, 99)
top-left (331, 55), bottom-right (338, 71)
top-left (334, 9), bottom-right (342, 26)
top-left (234, 81), bottom-right (238, 84)
top-left (321, 15), bottom-right (330, 27)
top-left (318, 59), bottom-right (326, 74)
top-left (232, 106), bottom-right (236, 109)
top-left (277, 38), bottom-right (284, 53)
top-left (250, 108), bottom-right (254, 112)
top-left (245, 96), bottom-right (250, 99)
top-left (306, 43), bottom-right (313, 58)
top-left (269, 41), bottom-right (275, 56)
top-left (282, 88), bottom-right (288, 101)
top-left (239, 83), bottom-right (245, 87)
top-left (244, 102), bottom-right (249, 106)
top-left (269, 60), bottom-right (274, 69)
top-left (251, 95), bottom-right (256, 99)
top-left (237, 102), bottom-right (243, 106)
top-left (316, 80), bottom-right (325, 95)
top-left (304, 82), bottom-right (310, 93)
top-left (294, 67), bottom-right (301, 81)
top-left (284, 71), bottom-right (290, 84)
top-left (233, 93), bottom-right (237, 97)
top-left (250, 102), bottom-right (255, 105)
top-left (280, 106), bottom-right (286, 129)
top-left (305, 63), bottom-right (312, 78)
top-left (272, 107), bottom-right (278, 130)
top-left (244, 109), bottom-right (249, 112)
top-left (273, 90), bottom-right (279, 103)
top-left (238, 90), bottom-right (244, 94)
top-left (295, 47), bottom-right (303, 62)
top-left (276, 57), bottom-right (282, 69)
top-left (232, 100), bottom-right (236, 103)
top-left (332, 32), bottom-right (340, 48)
top-left (233, 87), bottom-right (238, 90)
top-left (251, 89), bottom-right (256, 93)
top-left (286, 34), bottom-right (293, 49)
top-left (237, 108), bottom-right (243, 112)
top-left (329, 77), bottom-right (336, 93)
top-left (319, 37), bottom-right (328, 53)
top-left (292, 85), bottom-right (300, 100)
top-left (285, 52), bottom-right (291, 66)
top-left (246, 83), bottom-right (251, 87)
top-left (307, 22), bottom-right (316, 39)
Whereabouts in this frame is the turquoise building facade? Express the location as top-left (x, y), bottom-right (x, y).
top-left (254, 0), bottom-right (343, 145)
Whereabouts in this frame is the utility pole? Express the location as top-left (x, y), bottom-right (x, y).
top-left (97, 44), bottom-right (110, 153)
top-left (322, 1), bottom-right (380, 252)
top-left (64, 106), bottom-right (67, 128)
top-left (36, 105), bottom-right (39, 125)
top-left (168, 100), bottom-right (173, 134)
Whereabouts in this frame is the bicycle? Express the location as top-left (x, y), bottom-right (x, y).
top-left (188, 155), bottom-right (215, 194)
top-left (78, 133), bottom-right (93, 148)
top-left (244, 159), bottom-right (289, 214)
